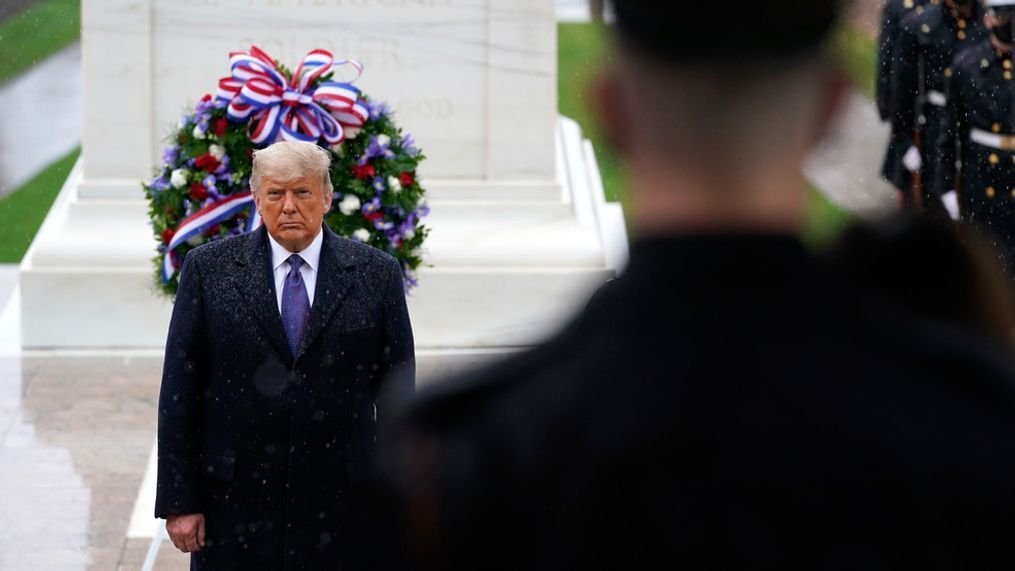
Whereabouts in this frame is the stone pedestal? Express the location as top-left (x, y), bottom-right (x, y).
top-left (21, 0), bottom-right (627, 351)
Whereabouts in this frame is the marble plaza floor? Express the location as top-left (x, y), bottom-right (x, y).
top-left (0, 266), bottom-right (504, 570)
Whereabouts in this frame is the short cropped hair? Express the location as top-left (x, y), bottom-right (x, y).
top-left (250, 141), bottom-right (333, 194)
top-left (613, 0), bottom-right (842, 65)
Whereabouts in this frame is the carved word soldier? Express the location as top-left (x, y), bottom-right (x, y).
top-left (893, 0), bottom-right (986, 213)
top-left (936, 0), bottom-right (1015, 272)
top-left (879, 0), bottom-right (929, 200)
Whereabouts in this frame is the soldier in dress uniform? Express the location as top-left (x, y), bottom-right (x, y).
top-left (936, 0), bottom-right (1015, 273)
top-left (892, 0), bottom-right (986, 213)
top-left (367, 0), bottom-right (1015, 568)
top-left (878, 0), bottom-right (929, 202)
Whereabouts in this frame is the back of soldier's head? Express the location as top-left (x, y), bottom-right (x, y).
top-left (607, 0), bottom-right (845, 179)
top-left (613, 0), bottom-right (842, 66)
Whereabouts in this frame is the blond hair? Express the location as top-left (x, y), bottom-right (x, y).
top-left (250, 141), bottom-right (333, 194)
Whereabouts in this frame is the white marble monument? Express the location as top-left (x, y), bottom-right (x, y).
top-left (21, 0), bottom-right (627, 354)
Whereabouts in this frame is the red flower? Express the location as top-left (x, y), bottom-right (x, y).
top-left (206, 224), bottom-right (221, 236)
top-left (353, 164), bottom-right (375, 180)
top-left (161, 228), bottom-right (175, 245)
top-left (364, 211), bottom-right (383, 223)
top-left (399, 172), bottom-right (414, 187)
top-left (200, 93), bottom-right (212, 103)
top-left (194, 154), bottom-right (220, 173)
top-left (212, 117), bottom-right (228, 137)
top-left (189, 183), bottom-right (208, 201)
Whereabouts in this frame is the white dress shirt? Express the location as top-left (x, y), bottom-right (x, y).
top-left (267, 230), bottom-right (323, 314)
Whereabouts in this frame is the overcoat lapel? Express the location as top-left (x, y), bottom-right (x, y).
top-left (296, 227), bottom-right (356, 360)
top-left (234, 226), bottom-right (294, 364)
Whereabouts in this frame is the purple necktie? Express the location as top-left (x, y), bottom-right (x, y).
top-left (281, 254), bottom-right (310, 355)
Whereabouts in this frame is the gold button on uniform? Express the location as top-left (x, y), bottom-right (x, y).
top-left (958, 30), bottom-right (967, 40)
top-left (922, 24), bottom-right (931, 33)
top-left (905, 0), bottom-right (914, 7)
top-left (994, 122), bottom-right (1003, 133)
top-left (983, 58), bottom-right (991, 69)
top-left (990, 153), bottom-right (1000, 165)
top-left (1006, 71), bottom-right (1012, 80)
top-left (945, 67), bottom-right (953, 77)
top-left (1005, 60), bottom-right (1012, 69)
top-left (988, 186), bottom-right (997, 198)
top-left (958, 19), bottom-right (968, 29)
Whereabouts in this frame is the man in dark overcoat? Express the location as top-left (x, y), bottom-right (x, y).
top-left (155, 141), bottom-right (415, 570)
top-left (371, 1), bottom-right (1015, 569)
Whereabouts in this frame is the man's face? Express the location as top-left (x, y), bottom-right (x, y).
top-left (254, 170), bottom-right (332, 252)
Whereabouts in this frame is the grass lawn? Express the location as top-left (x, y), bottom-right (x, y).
top-left (831, 25), bottom-right (878, 100)
top-left (0, 0), bottom-right (81, 84)
top-left (558, 22), bottom-right (628, 205)
top-left (0, 148), bottom-right (79, 263)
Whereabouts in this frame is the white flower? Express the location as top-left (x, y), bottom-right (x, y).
top-left (338, 195), bottom-right (361, 216)
top-left (345, 127), bottom-right (362, 140)
top-left (170, 169), bottom-right (188, 189)
top-left (388, 176), bottom-right (402, 194)
top-left (192, 125), bottom-right (207, 139)
top-left (208, 144), bottom-right (225, 160)
top-left (376, 134), bottom-right (391, 147)
top-left (352, 228), bottom-right (371, 242)
top-left (402, 229), bottom-right (415, 241)
top-left (187, 235), bottom-right (204, 247)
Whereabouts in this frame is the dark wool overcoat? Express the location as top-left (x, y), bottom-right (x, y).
top-left (155, 224), bottom-right (414, 570)
top-left (378, 234), bottom-right (1015, 570)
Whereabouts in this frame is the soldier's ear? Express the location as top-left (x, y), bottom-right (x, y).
top-left (811, 71), bottom-right (849, 147)
top-left (593, 69), bottom-right (630, 157)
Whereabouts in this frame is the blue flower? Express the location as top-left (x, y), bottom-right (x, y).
top-left (162, 146), bottom-right (179, 167)
top-left (365, 135), bottom-right (396, 161)
top-left (401, 134), bottom-right (421, 157)
top-left (367, 100), bottom-right (391, 120)
top-left (148, 176), bottom-right (170, 192)
top-left (372, 176), bottom-right (386, 194)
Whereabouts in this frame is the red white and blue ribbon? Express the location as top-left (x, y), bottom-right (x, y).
top-left (215, 46), bottom-right (369, 146)
top-left (162, 193), bottom-right (262, 283)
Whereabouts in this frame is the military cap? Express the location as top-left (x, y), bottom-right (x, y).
top-left (612, 0), bottom-right (843, 63)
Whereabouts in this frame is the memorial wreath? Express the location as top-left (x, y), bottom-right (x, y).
top-left (143, 46), bottom-right (429, 296)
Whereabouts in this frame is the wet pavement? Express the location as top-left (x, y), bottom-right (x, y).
top-left (0, 263), bottom-right (504, 569)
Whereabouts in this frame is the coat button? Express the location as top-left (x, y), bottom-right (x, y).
top-left (990, 153), bottom-right (1000, 165)
top-left (987, 186), bottom-right (997, 198)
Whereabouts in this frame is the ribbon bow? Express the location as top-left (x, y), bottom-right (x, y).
top-left (215, 46), bottom-right (369, 145)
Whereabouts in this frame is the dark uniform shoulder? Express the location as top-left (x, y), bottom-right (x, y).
top-left (952, 40), bottom-right (994, 72)
top-left (889, 0), bottom-right (927, 19)
top-left (901, 1), bottom-right (943, 35)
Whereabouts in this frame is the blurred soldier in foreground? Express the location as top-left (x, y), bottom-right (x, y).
top-left (372, 0), bottom-right (1015, 568)
top-left (878, 0), bottom-right (928, 200)
top-left (891, 0), bottom-right (986, 213)
top-left (936, 0), bottom-right (1015, 273)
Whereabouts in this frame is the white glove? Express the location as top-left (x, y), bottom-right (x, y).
top-left (903, 145), bottom-right (923, 173)
top-left (941, 190), bottom-right (959, 221)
